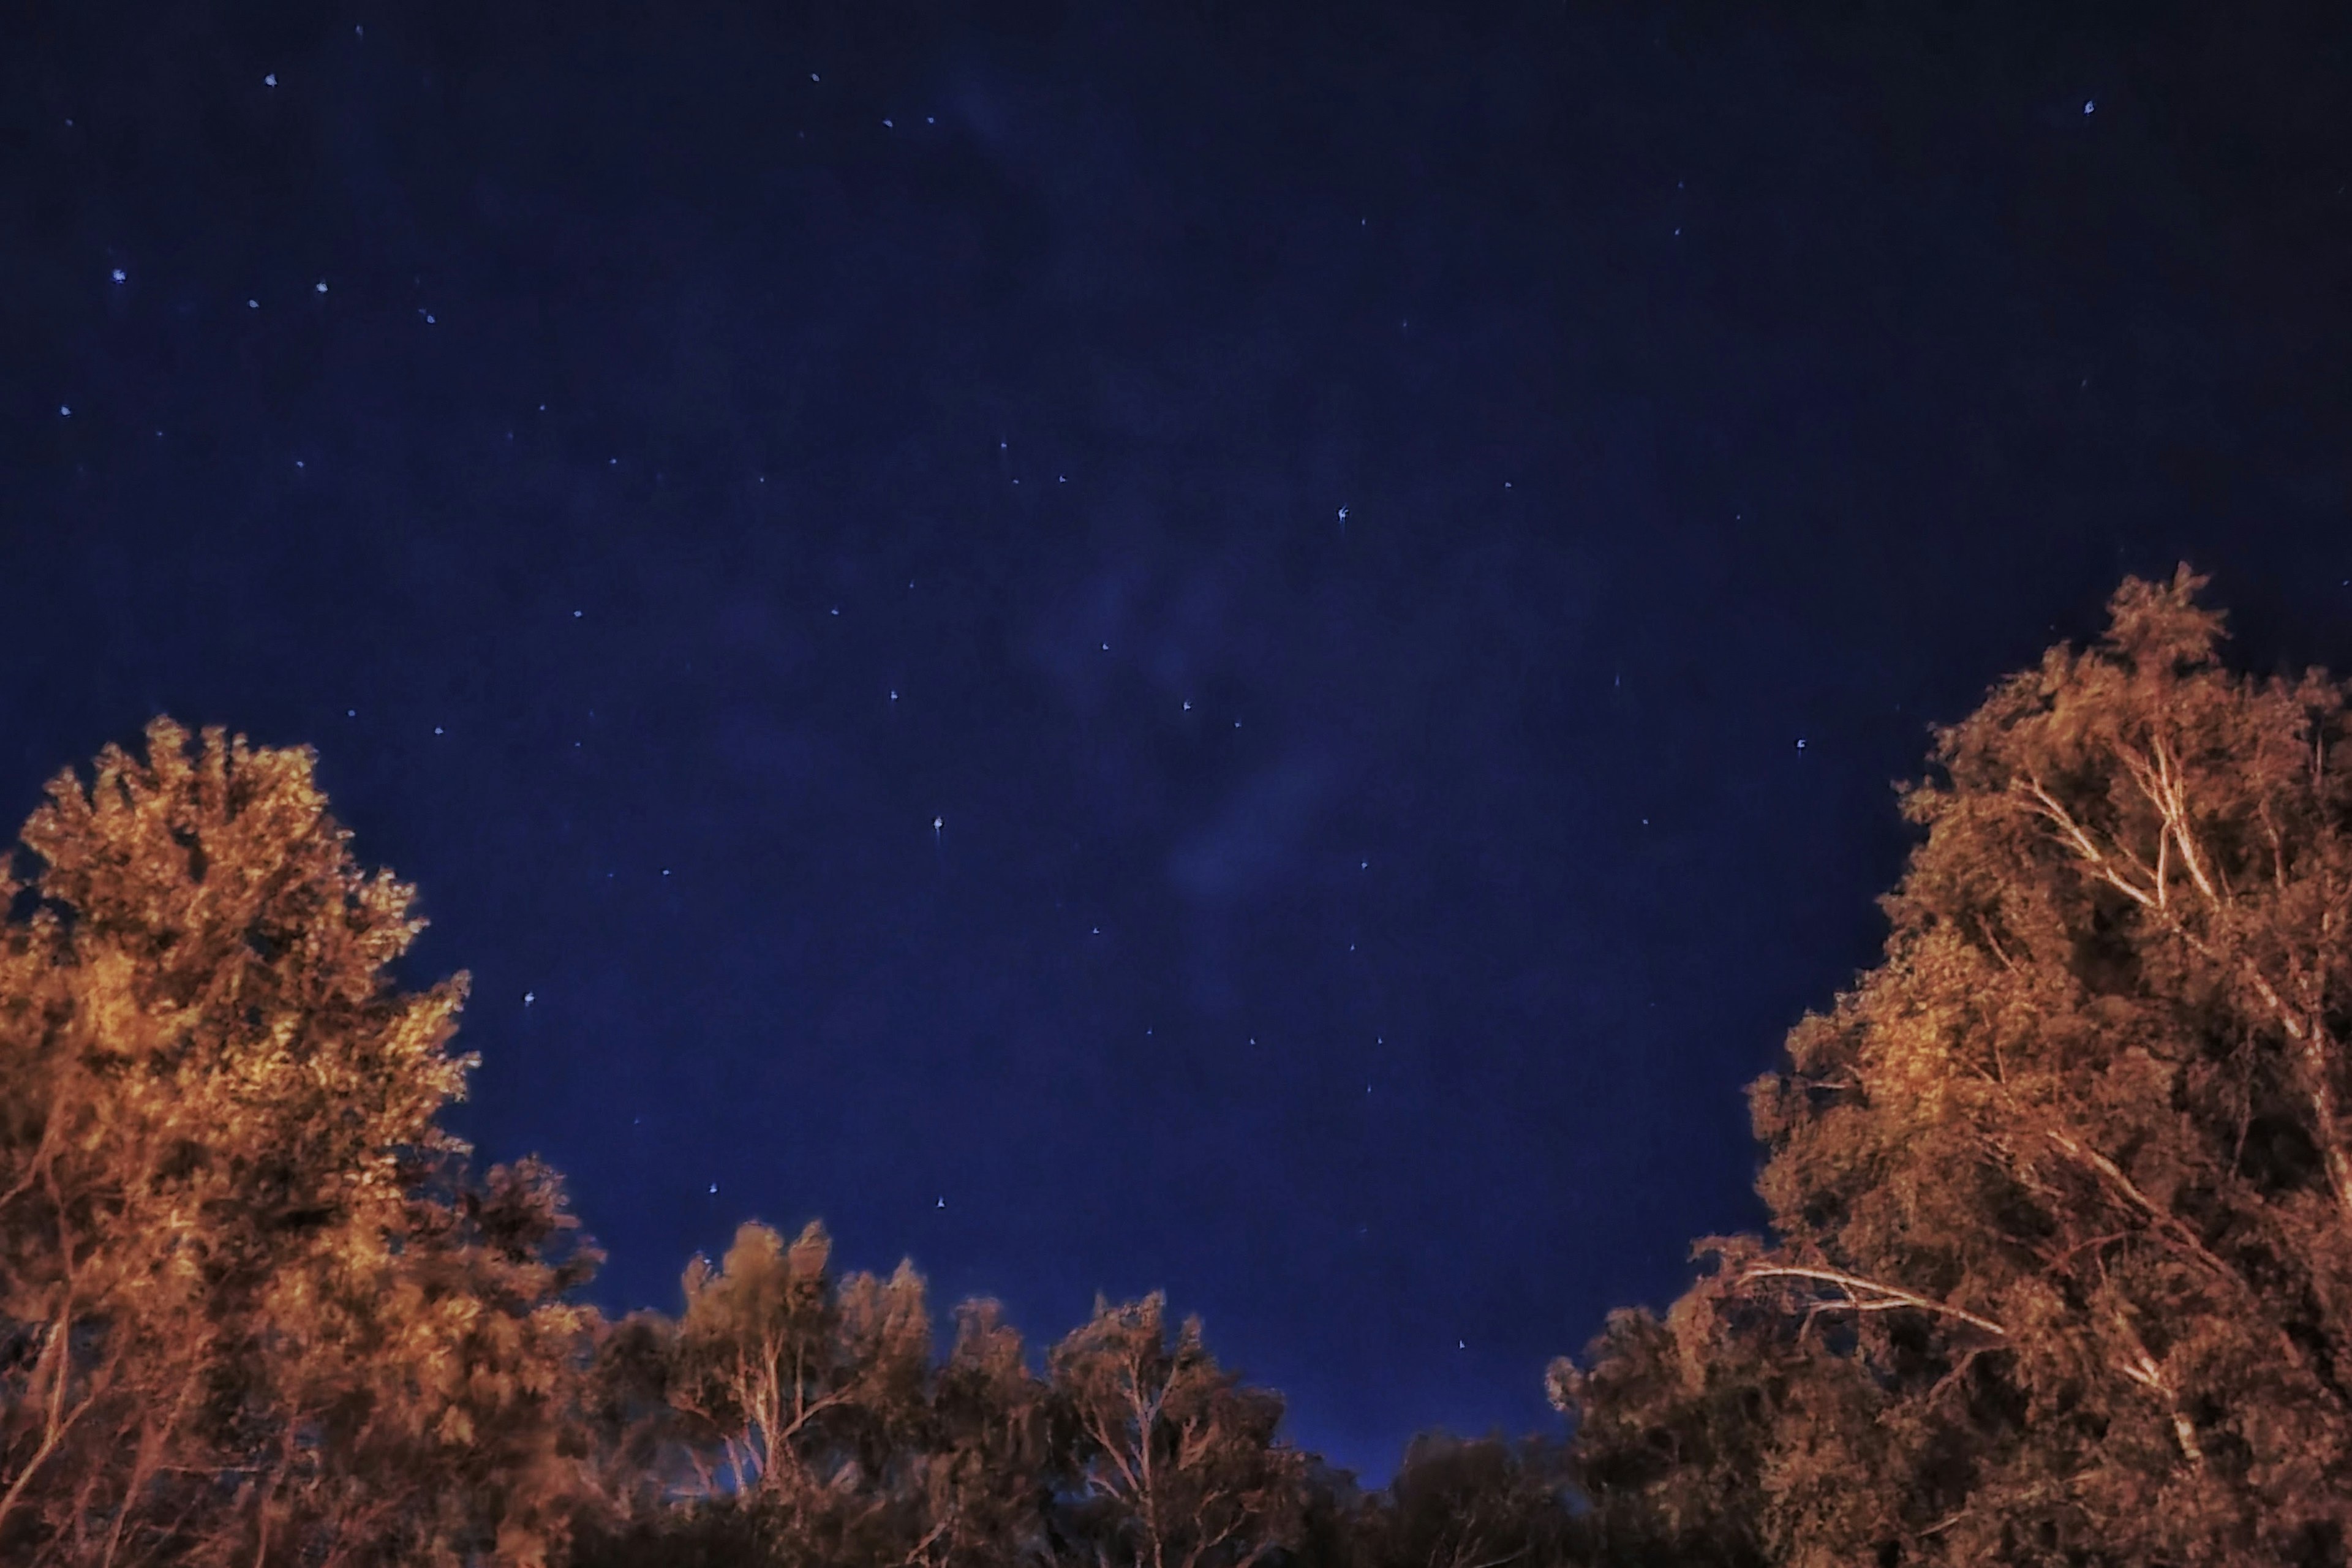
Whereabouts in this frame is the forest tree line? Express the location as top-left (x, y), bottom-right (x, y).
top-left (3, 567), bottom-right (2349, 1566)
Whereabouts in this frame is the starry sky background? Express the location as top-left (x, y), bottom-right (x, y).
top-left (6, 0), bottom-right (2351, 1483)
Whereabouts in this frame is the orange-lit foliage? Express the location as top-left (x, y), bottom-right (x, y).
top-left (0, 718), bottom-right (1443, 1568)
top-left (1557, 568), bottom-right (2352, 1564)
top-left (1045, 1291), bottom-right (1306, 1568)
top-left (0, 719), bottom-right (601, 1567)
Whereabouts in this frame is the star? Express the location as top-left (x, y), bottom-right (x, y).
top-left (523, 991), bottom-right (535, 1005)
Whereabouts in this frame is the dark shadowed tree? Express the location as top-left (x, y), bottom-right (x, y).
top-left (1348, 1431), bottom-right (1578, 1568)
top-left (918, 1295), bottom-right (1060, 1566)
top-left (1558, 568), bottom-right (2352, 1564)
top-left (1264, 1458), bottom-right (1364, 1568)
top-left (1547, 1255), bottom-right (1866, 1568)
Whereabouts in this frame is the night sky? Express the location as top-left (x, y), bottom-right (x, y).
top-left (7, 1), bottom-right (2351, 1483)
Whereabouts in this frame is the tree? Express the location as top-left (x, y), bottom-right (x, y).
top-left (918, 1296), bottom-right (1059, 1567)
top-left (260, 1151), bottom-right (606, 1567)
top-left (662, 1219), bottom-right (937, 1564)
top-left (567, 1238), bottom-right (1062, 1568)
top-left (1349, 1431), bottom-right (1577, 1568)
top-left (1561, 568), bottom-right (2352, 1563)
top-left (1548, 1248), bottom-right (1874, 1568)
top-left (1046, 1292), bottom-right (1305, 1568)
top-left (0, 718), bottom-right (604, 1567)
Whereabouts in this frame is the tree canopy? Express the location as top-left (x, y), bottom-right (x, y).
top-left (13, 567), bottom-right (2346, 1566)
top-left (1555, 567), bottom-right (2352, 1564)
top-left (0, 718), bottom-right (602, 1567)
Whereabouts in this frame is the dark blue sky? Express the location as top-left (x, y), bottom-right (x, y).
top-left (6, 0), bottom-right (2350, 1482)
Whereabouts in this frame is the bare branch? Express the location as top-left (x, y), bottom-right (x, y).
top-left (1738, 1264), bottom-right (2010, 1340)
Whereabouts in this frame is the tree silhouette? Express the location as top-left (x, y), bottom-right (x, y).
top-left (1349, 1431), bottom-right (1577, 1568)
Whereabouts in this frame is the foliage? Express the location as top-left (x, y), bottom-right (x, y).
top-left (31, 570), bottom-right (2343, 1568)
top-left (1045, 1291), bottom-right (1306, 1568)
top-left (0, 717), bottom-right (1507, 1568)
top-left (1556, 567), bottom-right (2352, 1564)
top-left (1347, 1431), bottom-right (1578, 1568)
top-left (0, 718), bottom-right (603, 1567)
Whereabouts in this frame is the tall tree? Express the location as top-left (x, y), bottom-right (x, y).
top-left (663, 1219), bottom-right (937, 1562)
top-left (1561, 568), bottom-right (2352, 1564)
top-left (1548, 1250), bottom-right (1872, 1568)
top-left (569, 1240), bottom-right (1061, 1568)
top-left (1046, 1292), bottom-right (1305, 1568)
top-left (0, 718), bottom-right (603, 1567)
top-left (918, 1296), bottom-right (1058, 1567)
top-left (1348, 1431), bottom-right (1577, 1568)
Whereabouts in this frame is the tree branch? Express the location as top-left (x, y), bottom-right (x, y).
top-left (1739, 1264), bottom-right (2010, 1340)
